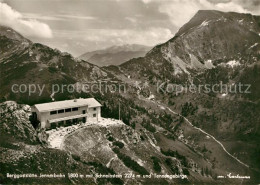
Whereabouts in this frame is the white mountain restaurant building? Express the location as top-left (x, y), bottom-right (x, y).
top-left (31, 98), bottom-right (101, 129)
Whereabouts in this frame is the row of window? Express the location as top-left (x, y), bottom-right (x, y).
top-left (50, 107), bottom-right (79, 115)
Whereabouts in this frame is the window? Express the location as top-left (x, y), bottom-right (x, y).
top-left (93, 108), bottom-right (96, 111)
top-left (65, 108), bottom-right (71, 112)
top-left (58, 121), bottom-right (64, 127)
top-left (58, 109), bottom-right (64, 114)
top-left (65, 120), bottom-right (72, 126)
top-left (51, 122), bottom-right (57, 129)
top-left (93, 114), bottom-right (96, 117)
top-left (82, 110), bottom-right (86, 114)
top-left (50, 110), bottom-right (57, 115)
top-left (72, 107), bottom-right (79, 111)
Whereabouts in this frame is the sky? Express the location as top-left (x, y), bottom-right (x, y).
top-left (1, 0), bottom-right (260, 56)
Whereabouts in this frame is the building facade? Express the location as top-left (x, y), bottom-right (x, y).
top-left (31, 98), bottom-right (101, 129)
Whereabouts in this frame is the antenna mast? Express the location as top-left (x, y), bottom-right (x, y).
top-left (119, 101), bottom-right (121, 120)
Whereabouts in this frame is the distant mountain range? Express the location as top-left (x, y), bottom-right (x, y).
top-left (78, 44), bottom-right (152, 66)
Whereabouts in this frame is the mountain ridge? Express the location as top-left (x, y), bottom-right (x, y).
top-left (175, 10), bottom-right (260, 36)
top-left (78, 44), bottom-right (152, 66)
top-left (0, 25), bottom-right (117, 104)
top-left (113, 10), bottom-right (260, 82)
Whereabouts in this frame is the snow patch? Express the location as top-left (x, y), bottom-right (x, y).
top-left (227, 60), bottom-right (240, 67)
top-left (159, 105), bottom-right (165, 110)
top-left (238, 19), bottom-right (243, 24)
top-left (249, 43), bottom-right (258, 49)
top-left (148, 94), bottom-right (155, 100)
top-left (199, 20), bottom-right (210, 28)
top-left (137, 159), bottom-right (145, 166)
top-left (217, 16), bottom-right (227, 22)
top-left (204, 59), bottom-right (215, 69)
top-left (221, 93), bottom-right (227, 97)
top-left (29, 51), bottom-right (33, 57)
top-left (106, 156), bottom-right (116, 168)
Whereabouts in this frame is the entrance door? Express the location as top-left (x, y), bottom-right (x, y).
top-left (83, 117), bottom-right (86, 123)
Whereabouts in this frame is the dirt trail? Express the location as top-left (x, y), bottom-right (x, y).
top-left (164, 105), bottom-right (249, 168)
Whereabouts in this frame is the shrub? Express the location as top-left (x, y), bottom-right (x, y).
top-left (106, 134), bottom-right (114, 142)
top-left (112, 148), bottom-right (149, 175)
top-left (151, 156), bottom-right (161, 173)
top-left (48, 66), bottom-right (58, 73)
top-left (29, 115), bottom-right (40, 129)
top-left (113, 141), bottom-right (124, 149)
top-left (165, 158), bottom-right (179, 174)
top-left (72, 154), bottom-right (81, 161)
top-left (183, 168), bottom-right (190, 175)
top-left (161, 149), bottom-right (188, 167)
top-left (131, 122), bottom-right (136, 129)
top-left (143, 119), bottom-right (156, 133)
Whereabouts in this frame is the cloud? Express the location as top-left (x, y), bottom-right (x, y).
top-left (84, 28), bottom-right (173, 46)
top-left (54, 27), bottom-right (173, 47)
top-left (125, 17), bottom-right (137, 23)
top-left (142, 0), bottom-right (153, 3)
top-left (23, 13), bottom-right (97, 22)
top-left (55, 14), bottom-right (96, 20)
top-left (154, 0), bottom-right (251, 27)
top-left (23, 13), bottom-right (65, 21)
top-left (0, 2), bottom-right (53, 38)
top-left (215, 1), bottom-right (249, 12)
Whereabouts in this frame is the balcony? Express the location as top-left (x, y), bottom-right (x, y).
top-left (48, 113), bottom-right (88, 123)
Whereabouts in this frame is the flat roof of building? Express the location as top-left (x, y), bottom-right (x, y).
top-left (33, 98), bottom-right (101, 112)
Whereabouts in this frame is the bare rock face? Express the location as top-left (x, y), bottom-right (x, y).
top-left (160, 10), bottom-right (260, 69)
top-left (0, 26), bottom-right (31, 61)
top-left (0, 101), bottom-right (47, 143)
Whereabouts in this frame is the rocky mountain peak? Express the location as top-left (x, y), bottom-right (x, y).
top-left (176, 10), bottom-right (260, 37)
top-left (0, 25), bottom-right (30, 43)
top-left (117, 10), bottom-right (260, 85)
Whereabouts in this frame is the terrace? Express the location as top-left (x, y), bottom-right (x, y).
top-left (46, 118), bottom-right (124, 149)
